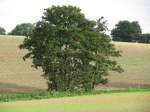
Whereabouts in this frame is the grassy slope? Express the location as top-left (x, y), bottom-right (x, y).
top-left (0, 91), bottom-right (150, 112)
top-left (0, 35), bottom-right (150, 93)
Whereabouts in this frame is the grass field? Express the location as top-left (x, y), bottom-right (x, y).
top-left (0, 91), bottom-right (150, 112)
top-left (0, 35), bottom-right (150, 93)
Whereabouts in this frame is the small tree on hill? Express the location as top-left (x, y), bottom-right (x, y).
top-left (9, 23), bottom-right (34, 36)
top-left (111, 20), bottom-right (142, 42)
top-left (20, 5), bottom-right (123, 91)
top-left (0, 26), bottom-right (6, 35)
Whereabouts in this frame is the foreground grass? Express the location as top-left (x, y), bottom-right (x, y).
top-left (0, 88), bottom-right (150, 103)
top-left (0, 91), bottom-right (150, 112)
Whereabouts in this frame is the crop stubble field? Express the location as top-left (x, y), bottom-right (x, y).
top-left (0, 35), bottom-right (150, 93)
top-left (0, 35), bottom-right (150, 112)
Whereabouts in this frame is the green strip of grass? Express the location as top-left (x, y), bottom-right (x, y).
top-left (0, 88), bottom-right (150, 103)
top-left (1, 92), bottom-right (150, 112)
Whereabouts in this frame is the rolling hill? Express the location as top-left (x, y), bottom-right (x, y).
top-left (0, 35), bottom-right (150, 94)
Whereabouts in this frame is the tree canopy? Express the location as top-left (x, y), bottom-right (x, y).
top-left (111, 20), bottom-right (142, 42)
top-left (9, 23), bottom-right (34, 36)
top-left (20, 5), bottom-right (123, 92)
top-left (0, 26), bottom-right (6, 35)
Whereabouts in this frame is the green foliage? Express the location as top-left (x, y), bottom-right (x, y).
top-left (9, 23), bottom-right (34, 36)
top-left (111, 20), bottom-right (142, 42)
top-left (0, 26), bottom-right (6, 35)
top-left (139, 33), bottom-right (150, 44)
top-left (95, 16), bottom-right (108, 33)
top-left (20, 5), bottom-right (123, 92)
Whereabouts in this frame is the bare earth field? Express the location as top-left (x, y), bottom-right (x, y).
top-left (0, 35), bottom-right (150, 93)
top-left (0, 91), bottom-right (150, 112)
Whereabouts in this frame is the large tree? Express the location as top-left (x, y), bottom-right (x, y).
top-left (0, 26), bottom-right (6, 35)
top-left (20, 5), bottom-right (123, 91)
top-left (9, 23), bottom-right (34, 36)
top-left (111, 21), bottom-right (142, 42)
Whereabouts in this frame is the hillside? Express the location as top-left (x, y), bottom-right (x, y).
top-left (0, 35), bottom-right (150, 93)
top-left (0, 36), bottom-right (47, 94)
top-left (102, 42), bottom-right (150, 89)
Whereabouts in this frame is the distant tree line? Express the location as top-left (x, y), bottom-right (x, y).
top-left (111, 20), bottom-right (150, 44)
top-left (9, 23), bottom-right (34, 36)
top-left (139, 33), bottom-right (150, 44)
top-left (1, 20), bottom-right (150, 44)
top-left (0, 23), bottom-right (34, 36)
top-left (0, 26), bottom-right (6, 35)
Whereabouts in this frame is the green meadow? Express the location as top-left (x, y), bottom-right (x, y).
top-left (0, 91), bottom-right (150, 112)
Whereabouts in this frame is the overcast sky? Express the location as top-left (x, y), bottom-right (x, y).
top-left (0, 0), bottom-right (149, 33)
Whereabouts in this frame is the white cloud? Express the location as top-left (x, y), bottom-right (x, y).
top-left (0, 0), bottom-right (149, 33)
